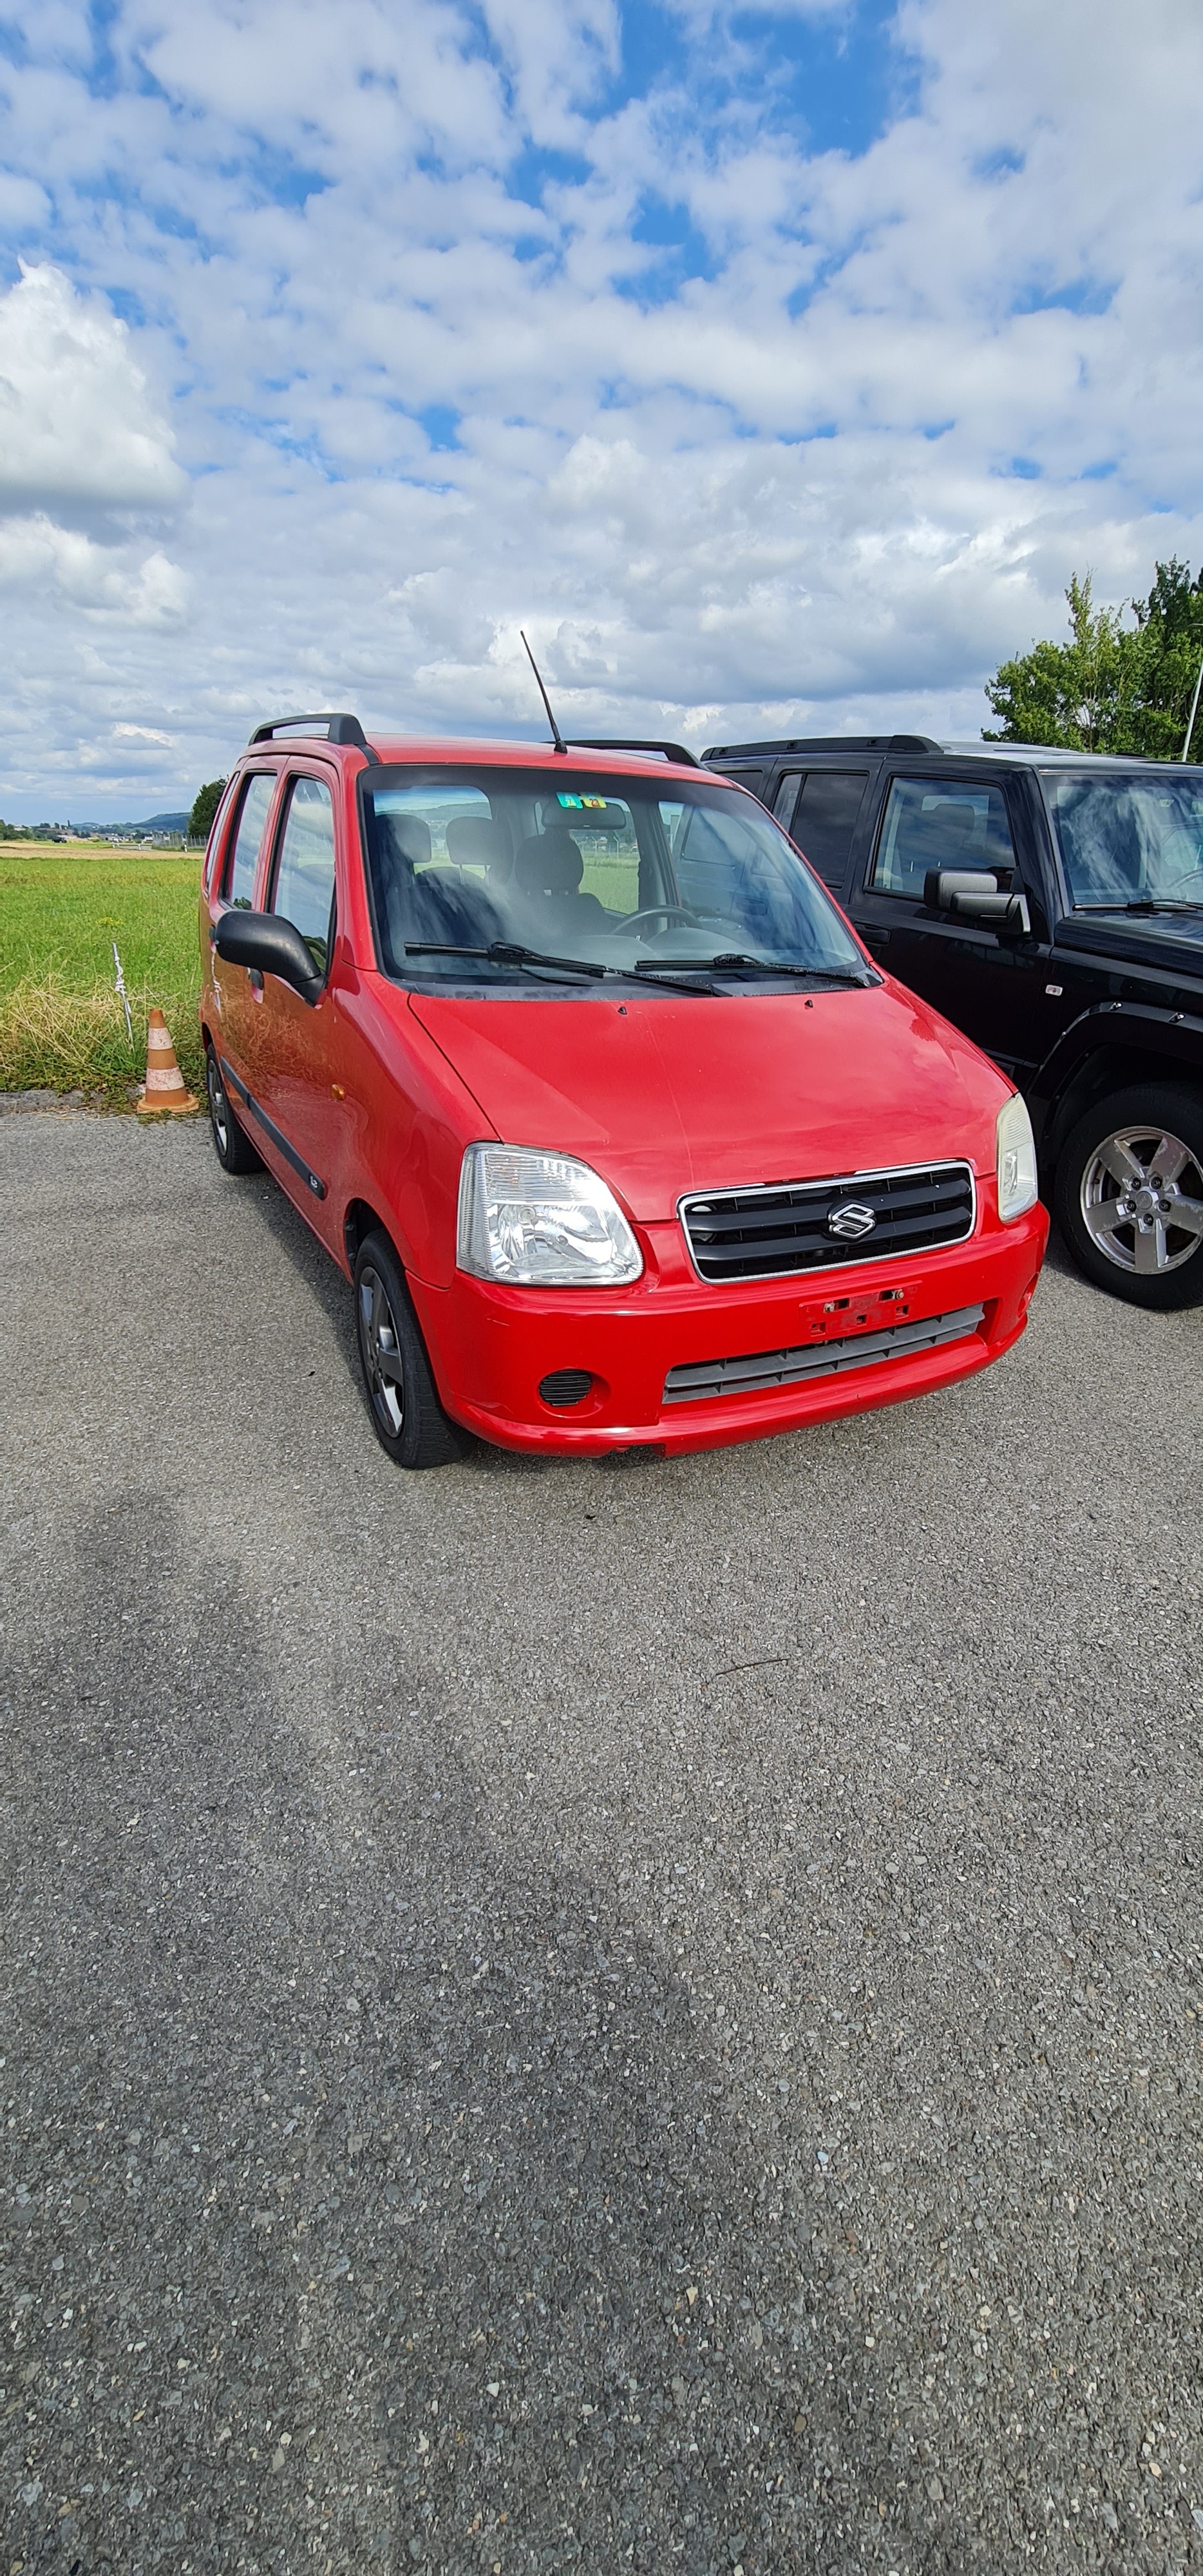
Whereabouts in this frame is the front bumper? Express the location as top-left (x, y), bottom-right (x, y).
top-left (409, 1188), bottom-right (1048, 1457)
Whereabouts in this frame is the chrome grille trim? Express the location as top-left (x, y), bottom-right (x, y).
top-left (678, 1159), bottom-right (976, 1284)
top-left (663, 1303), bottom-right (985, 1404)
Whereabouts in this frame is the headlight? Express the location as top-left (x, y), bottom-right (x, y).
top-left (996, 1092), bottom-right (1038, 1222)
top-left (457, 1144), bottom-right (643, 1287)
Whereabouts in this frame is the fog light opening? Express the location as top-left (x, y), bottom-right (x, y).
top-left (538, 1368), bottom-right (595, 1410)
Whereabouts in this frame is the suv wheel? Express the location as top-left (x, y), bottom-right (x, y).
top-left (353, 1229), bottom-right (468, 1468)
top-left (1054, 1083), bottom-right (1203, 1309)
top-left (205, 1043), bottom-right (262, 1174)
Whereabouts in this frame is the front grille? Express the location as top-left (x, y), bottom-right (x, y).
top-left (663, 1303), bottom-right (985, 1404)
top-left (679, 1161), bottom-right (975, 1283)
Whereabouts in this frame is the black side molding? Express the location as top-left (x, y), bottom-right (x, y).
top-left (220, 1059), bottom-right (327, 1201)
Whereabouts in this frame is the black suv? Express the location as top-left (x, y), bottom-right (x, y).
top-left (701, 734), bottom-right (1203, 1309)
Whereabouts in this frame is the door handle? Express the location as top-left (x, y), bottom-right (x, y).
top-left (862, 925), bottom-right (891, 951)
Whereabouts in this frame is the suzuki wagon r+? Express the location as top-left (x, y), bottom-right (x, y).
top-left (200, 715), bottom-right (1048, 1466)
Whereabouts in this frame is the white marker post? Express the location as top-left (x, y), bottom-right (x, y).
top-left (112, 942), bottom-right (133, 1045)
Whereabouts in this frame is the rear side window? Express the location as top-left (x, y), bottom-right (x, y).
top-left (222, 772), bottom-right (276, 908)
top-left (791, 772), bottom-right (868, 889)
top-left (270, 776), bottom-right (336, 971)
top-left (871, 778), bottom-right (1015, 898)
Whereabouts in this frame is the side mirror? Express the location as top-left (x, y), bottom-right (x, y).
top-left (214, 908), bottom-right (324, 1002)
top-left (924, 869), bottom-right (1030, 937)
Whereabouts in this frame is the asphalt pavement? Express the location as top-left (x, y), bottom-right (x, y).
top-left (2, 1103), bottom-right (1202, 2576)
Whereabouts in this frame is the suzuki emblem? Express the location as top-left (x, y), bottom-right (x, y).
top-left (828, 1199), bottom-right (876, 1240)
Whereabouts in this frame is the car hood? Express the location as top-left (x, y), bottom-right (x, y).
top-left (408, 981), bottom-right (1006, 1220)
top-left (1059, 910), bottom-right (1203, 982)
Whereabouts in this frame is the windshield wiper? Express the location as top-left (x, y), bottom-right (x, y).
top-left (404, 940), bottom-right (715, 996)
top-left (407, 940), bottom-right (602, 981)
top-left (639, 952), bottom-right (877, 987)
top-left (1072, 900), bottom-right (1203, 915)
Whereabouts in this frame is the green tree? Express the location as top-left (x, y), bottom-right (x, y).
top-left (187, 777), bottom-right (227, 841)
top-left (984, 561), bottom-right (1203, 758)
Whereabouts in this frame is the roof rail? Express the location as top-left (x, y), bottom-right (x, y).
top-left (701, 733), bottom-right (940, 760)
top-left (248, 712), bottom-right (381, 765)
top-left (566, 735), bottom-right (701, 768)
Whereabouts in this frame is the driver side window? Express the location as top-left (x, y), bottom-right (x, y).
top-left (871, 779), bottom-right (1016, 898)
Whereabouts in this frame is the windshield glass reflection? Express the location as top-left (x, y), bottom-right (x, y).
top-left (1043, 770), bottom-right (1203, 909)
top-left (362, 770), bottom-right (867, 983)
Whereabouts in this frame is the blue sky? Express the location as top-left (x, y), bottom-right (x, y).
top-left (0, 0), bottom-right (1199, 815)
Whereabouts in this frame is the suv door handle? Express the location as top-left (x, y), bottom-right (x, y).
top-left (862, 925), bottom-right (891, 951)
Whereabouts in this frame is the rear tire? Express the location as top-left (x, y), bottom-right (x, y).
top-left (205, 1043), bottom-right (262, 1174)
top-left (353, 1229), bottom-right (468, 1468)
top-left (1054, 1083), bottom-right (1203, 1309)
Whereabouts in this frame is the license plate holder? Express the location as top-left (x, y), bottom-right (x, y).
top-left (799, 1279), bottom-right (922, 1341)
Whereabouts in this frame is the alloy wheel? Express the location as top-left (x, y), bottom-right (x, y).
top-left (207, 1050), bottom-right (230, 1155)
top-left (358, 1262), bottom-right (406, 1435)
top-left (1080, 1121), bottom-right (1203, 1277)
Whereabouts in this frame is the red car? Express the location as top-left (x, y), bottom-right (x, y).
top-left (199, 714), bottom-right (1047, 1467)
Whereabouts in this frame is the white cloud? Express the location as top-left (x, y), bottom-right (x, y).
top-left (0, 263), bottom-right (184, 518)
top-left (0, 0), bottom-right (1198, 810)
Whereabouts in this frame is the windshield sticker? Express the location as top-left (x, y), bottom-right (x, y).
top-left (555, 793), bottom-right (610, 811)
top-left (556, 793), bottom-right (583, 808)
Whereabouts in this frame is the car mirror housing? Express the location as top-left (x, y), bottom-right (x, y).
top-left (214, 908), bottom-right (324, 1001)
top-left (924, 869), bottom-right (1030, 938)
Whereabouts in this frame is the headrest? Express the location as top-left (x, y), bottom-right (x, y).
top-left (915, 802), bottom-right (977, 858)
top-left (379, 811), bottom-right (431, 870)
top-left (446, 815), bottom-right (505, 870)
top-left (515, 829), bottom-right (583, 895)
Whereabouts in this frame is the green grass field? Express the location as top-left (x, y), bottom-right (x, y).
top-left (0, 842), bottom-right (204, 1104)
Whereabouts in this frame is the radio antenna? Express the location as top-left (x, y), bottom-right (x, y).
top-left (520, 629), bottom-right (568, 756)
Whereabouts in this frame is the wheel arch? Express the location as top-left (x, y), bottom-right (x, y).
top-left (1036, 1012), bottom-right (1203, 1174)
top-left (343, 1195), bottom-right (393, 1279)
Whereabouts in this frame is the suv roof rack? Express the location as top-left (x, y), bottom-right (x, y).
top-left (248, 712), bottom-right (381, 764)
top-left (702, 733), bottom-right (941, 760)
top-left (566, 736), bottom-right (701, 768)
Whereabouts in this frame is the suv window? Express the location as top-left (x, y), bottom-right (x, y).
top-left (222, 772), bottom-right (276, 908)
top-left (790, 772), bottom-right (869, 889)
top-left (1042, 768), bottom-right (1203, 908)
top-left (871, 778), bottom-right (1014, 899)
top-left (270, 776), bottom-right (337, 971)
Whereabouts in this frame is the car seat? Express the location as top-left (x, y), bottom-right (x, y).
top-left (890, 800), bottom-right (978, 895)
top-left (374, 810), bottom-right (498, 959)
top-left (513, 829), bottom-right (608, 931)
top-left (445, 815), bottom-right (512, 884)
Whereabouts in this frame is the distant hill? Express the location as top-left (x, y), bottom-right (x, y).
top-left (67, 811), bottom-right (191, 835)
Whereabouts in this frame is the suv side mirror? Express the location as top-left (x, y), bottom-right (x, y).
top-left (924, 869), bottom-right (1031, 938)
top-left (214, 908), bottom-right (324, 1003)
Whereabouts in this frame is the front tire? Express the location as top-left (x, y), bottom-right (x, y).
top-left (353, 1230), bottom-right (468, 1468)
top-left (205, 1043), bottom-right (262, 1174)
top-left (1054, 1083), bottom-right (1203, 1309)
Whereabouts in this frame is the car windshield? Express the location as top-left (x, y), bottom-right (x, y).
top-left (361, 768), bottom-right (868, 985)
top-left (1042, 769), bottom-right (1203, 909)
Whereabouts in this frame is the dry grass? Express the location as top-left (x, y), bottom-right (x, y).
top-left (0, 976), bottom-right (203, 1104)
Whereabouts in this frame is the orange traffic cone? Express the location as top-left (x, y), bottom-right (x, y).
top-left (137, 1007), bottom-right (196, 1115)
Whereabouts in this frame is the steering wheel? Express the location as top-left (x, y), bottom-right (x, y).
top-left (1162, 864), bottom-right (1203, 896)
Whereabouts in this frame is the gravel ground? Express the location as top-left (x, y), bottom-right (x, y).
top-left (2, 1104), bottom-right (1202, 2576)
